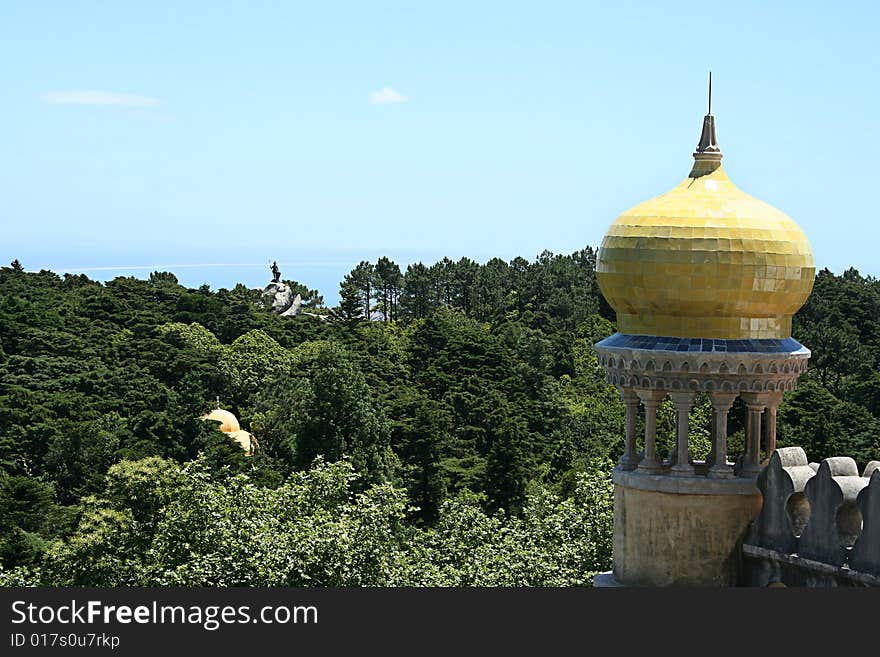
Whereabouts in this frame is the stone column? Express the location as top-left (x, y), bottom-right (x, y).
top-left (761, 391), bottom-right (783, 465)
top-left (636, 389), bottom-right (665, 473)
top-left (618, 387), bottom-right (640, 471)
top-left (741, 392), bottom-right (770, 477)
top-left (708, 392), bottom-right (737, 479)
top-left (706, 406), bottom-right (717, 467)
top-left (669, 391), bottom-right (696, 477)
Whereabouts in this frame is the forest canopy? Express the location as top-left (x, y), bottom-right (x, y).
top-left (1, 251), bottom-right (878, 585)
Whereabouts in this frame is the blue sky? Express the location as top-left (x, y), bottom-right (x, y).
top-left (2, 1), bottom-right (878, 301)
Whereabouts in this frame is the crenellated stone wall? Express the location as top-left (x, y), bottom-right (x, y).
top-left (744, 446), bottom-right (880, 586)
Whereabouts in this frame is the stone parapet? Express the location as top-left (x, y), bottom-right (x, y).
top-left (745, 447), bottom-right (880, 585)
top-left (742, 544), bottom-right (880, 587)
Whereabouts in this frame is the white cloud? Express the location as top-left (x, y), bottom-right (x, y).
top-left (43, 90), bottom-right (161, 107)
top-left (368, 87), bottom-right (407, 105)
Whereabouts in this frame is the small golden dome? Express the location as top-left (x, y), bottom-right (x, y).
top-left (228, 430), bottom-right (257, 457)
top-left (201, 408), bottom-right (241, 433)
top-left (596, 101), bottom-right (814, 340)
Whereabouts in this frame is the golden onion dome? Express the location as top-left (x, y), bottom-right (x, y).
top-left (596, 84), bottom-right (814, 340)
top-left (201, 408), bottom-right (241, 433)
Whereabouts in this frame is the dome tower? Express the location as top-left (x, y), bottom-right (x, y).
top-left (594, 77), bottom-right (814, 586)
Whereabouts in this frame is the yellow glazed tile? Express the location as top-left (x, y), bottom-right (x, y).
top-left (596, 157), bottom-right (814, 340)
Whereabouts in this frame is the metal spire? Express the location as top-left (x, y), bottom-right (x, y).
top-left (694, 71), bottom-right (721, 159)
top-left (708, 71), bottom-right (712, 115)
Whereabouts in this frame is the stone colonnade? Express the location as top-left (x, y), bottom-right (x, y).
top-left (597, 337), bottom-right (810, 587)
top-left (617, 387), bottom-right (785, 479)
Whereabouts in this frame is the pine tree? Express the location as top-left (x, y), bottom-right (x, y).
top-left (401, 262), bottom-right (432, 319)
top-left (485, 419), bottom-right (530, 513)
top-left (375, 257), bottom-right (402, 322)
top-left (350, 261), bottom-right (375, 320)
top-left (336, 276), bottom-right (364, 324)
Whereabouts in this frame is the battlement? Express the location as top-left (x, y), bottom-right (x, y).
top-left (744, 446), bottom-right (880, 586)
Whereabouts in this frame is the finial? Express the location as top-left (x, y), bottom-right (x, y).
top-left (708, 71), bottom-right (712, 115)
top-left (216, 396), bottom-right (220, 409)
top-left (693, 71), bottom-right (721, 163)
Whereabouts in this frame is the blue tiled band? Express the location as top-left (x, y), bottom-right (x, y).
top-left (596, 333), bottom-right (806, 354)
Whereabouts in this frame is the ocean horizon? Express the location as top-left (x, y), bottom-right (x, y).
top-left (13, 245), bottom-right (572, 307)
top-left (19, 260), bottom-right (374, 307)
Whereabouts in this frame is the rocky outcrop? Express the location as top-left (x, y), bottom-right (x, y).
top-left (262, 282), bottom-right (301, 316)
top-left (260, 281), bottom-right (328, 321)
top-left (279, 293), bottom-right (302, 317)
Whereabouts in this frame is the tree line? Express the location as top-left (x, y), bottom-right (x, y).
top-left (0, 251), bottom-right (877, 585)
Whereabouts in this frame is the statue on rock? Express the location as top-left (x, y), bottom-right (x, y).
top-left (259, 260), bottom-right (328, 321)
top-left (261, 260), bottom-right (303, 318)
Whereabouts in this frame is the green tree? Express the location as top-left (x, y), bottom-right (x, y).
top-left (778, 380), bottom-right (880, 466)
top-left (484, 418), bottom-right (531, 513)
top-left (400, 262), bottom-right (433, 320)
top-left (390, 391), bottom-right (449, 523)
top-left (336, 276), bottom-right (364, 324)
top-left (374, 257), bottom-right (403, 322)
top-left (0, 474), bottom-right (57, 568)
top-left (220, 329), bottom-right (297, 408)
top-left (251, 342), bottom-right (395, 485)
top-left (349, 261), bottom-right (375, 320)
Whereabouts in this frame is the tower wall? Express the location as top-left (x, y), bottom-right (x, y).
top-left (612, 471), bottom-right (761, 586)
